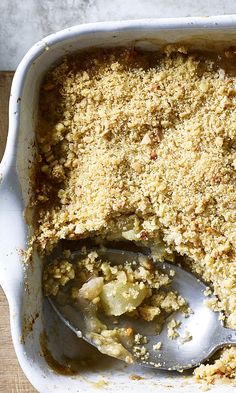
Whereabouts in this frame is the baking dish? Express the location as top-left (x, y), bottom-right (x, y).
top-left (1, 16), bottom-right (236, 393)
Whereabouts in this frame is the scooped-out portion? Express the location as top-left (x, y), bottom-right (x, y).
top-left (32, 45), bottom-right (236, 384)
top-left (43, 248), bottom-right (188, 364)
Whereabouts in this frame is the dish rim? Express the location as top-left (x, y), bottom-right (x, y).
top-left (2, 15), bottom-right (236, 392)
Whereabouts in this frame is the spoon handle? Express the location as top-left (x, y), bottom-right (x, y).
top-left (216, 326), bottom-right (236, 347)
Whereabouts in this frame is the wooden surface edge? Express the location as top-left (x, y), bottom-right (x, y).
top-left (0, 71), bottom-right (37, 393)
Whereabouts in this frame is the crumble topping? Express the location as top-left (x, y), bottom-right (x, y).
top-left (33, 46), bottom-right (236, 384)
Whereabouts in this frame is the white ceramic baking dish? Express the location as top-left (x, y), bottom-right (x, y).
top-left (1, 16), bottom-right (236, 393)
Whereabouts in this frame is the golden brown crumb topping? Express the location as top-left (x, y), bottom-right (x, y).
top-left (33, 46), bottom-right (236, 383)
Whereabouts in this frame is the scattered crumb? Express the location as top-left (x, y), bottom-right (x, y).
top-left (153, 341), bottom-right (162, 351)
top-left (204, 287), bottom-right (212, 297)
top-left (180, 330), bottom-right (192, 344)
top-left (134, 333), bottom-right (148, 345)
top-left (133, 345), bottom-right (150, 361)
top-left (167, 319), bottom-right (181, 339)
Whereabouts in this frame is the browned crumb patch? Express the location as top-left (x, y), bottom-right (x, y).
top-left (130, 374), bottom-right (144, 380)
top-left (40, 331), bottom-right (77, 375)
top-left (22, 312), bottom-right (39, 344)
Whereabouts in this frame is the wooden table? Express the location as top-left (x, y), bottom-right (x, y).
top-left (0, 72), bottom-right (36, 392)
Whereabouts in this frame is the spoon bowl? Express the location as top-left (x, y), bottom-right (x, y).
top-left (48, 248), bottom-right (236, 370)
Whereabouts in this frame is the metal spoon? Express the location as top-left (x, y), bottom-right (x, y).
top-left (47, 248), bottom-right (236, 371)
